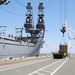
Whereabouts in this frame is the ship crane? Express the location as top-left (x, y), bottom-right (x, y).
top-left (0, 0), bottom-right (10, 5)
top-left (67, 27), bottom-right (75, 55)
top-left (24, 3), bottom-right (45, 44)
top-left (24, 3), bottom-right (33, 33)
top-left (36, 3), bottom-right (45, 30)
top-left (36, 3), bottom-right (45, 38)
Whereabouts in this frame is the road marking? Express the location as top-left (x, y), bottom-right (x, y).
top-left (47, 67), bottom-right (57, 69)
top-left (42, 69), bottom-right (51, 73)
top-left (45, 68), bottom-right (52, 70)
top-left (36, 72), bottom-right (44, 75)
top-left (46, 67), bottom-right (56, 70)
top-left (28, 59), bottom-right (63, 75)
top-left (51, 58), bottom-right (69, 75)
top-left (0, 58), bottom-right (52, 71)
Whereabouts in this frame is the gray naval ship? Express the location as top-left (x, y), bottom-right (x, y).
top-left (0, 3), bottom-right (45, 58)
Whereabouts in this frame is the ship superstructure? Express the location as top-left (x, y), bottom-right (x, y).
top-left (0, 3), bottom-right (45, 58)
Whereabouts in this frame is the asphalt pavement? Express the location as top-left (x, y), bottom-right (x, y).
top-left (0, 56), bottom-right (74, 75)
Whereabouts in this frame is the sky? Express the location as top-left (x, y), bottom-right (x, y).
top-left (0, 0), bottom-right (75, 54)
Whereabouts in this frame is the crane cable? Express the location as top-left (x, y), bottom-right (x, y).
top-left (45, 0), bottom-right (53, 8)
top-left (64, 0), bottom-right (67, 24)
top-left (0, 0), bottom-right (25, 16)
top-left (15, 0), bottom-right (37, 12)
top-left (15, 0), bottom-right (25, 7)
top-left (60, 35), bottom-right (66, 44)
top-left (0, 7), bottom-right (25, 16)
top-left (44, 43), bottom-right (54, 51)
top-left (59, 0), bottom-right (67, 43)
top-left (59, 0), bottom-right (62, 28)
top-left (0, 0), bottom-right (55, 16)
top-left (15, 0), bottom-right (55, 11)
top-left (45, 0), bottom-right (55, 10)
top-left (59, 0), bottom-right (67, 27)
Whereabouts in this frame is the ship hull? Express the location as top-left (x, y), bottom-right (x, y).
top-left (0, 39), bottom-right (44, 58)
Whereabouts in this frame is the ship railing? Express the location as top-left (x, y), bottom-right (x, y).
top-left (0, 35), bottom-right (15, 41)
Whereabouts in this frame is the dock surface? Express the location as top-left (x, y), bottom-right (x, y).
top-left (0, 56), bottom-right (74, 75)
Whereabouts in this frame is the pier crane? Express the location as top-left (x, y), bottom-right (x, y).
top-left (65, 22), bottom-right (75, 54)
top-left (67, 27), bottom-right (75, 40)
